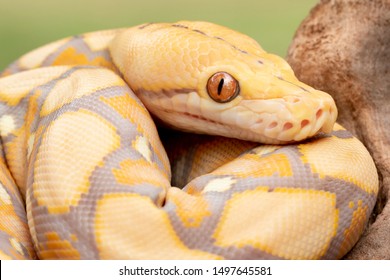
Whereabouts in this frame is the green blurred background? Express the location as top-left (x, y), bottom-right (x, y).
top-left (0, 0), bottom-right (318, 70)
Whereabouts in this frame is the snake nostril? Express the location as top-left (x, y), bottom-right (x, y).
top-left (301, 119), bottom-right (310, 128)
top-left (283, 122), bottom-right (293, 131)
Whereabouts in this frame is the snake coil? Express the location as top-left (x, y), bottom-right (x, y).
top-left (0, 21), bottom-right (378, 259)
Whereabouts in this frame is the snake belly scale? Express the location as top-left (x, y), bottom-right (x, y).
top-left (0, 21), bottom-right (378, 259)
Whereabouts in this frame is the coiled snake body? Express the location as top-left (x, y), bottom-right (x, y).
top-left (0, 21), bottom-right (378, 259)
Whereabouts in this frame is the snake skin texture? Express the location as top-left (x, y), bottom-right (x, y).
top-left (0, 21), bottom-right (378, 259)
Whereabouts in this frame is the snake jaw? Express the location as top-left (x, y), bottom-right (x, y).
top-left (136, 85), bottom-right (337, 144)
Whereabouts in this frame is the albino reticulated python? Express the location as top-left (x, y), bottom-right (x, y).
top-left (0, 21), bottom-right (379, 260)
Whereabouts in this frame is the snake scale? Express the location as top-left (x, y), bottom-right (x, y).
top-left (0, 21), bottom-right (378, 259)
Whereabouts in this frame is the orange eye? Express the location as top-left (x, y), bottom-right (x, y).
top-left (206, 72), bottom-right (240, 103)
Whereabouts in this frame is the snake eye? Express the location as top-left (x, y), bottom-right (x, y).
top-left (207, 72), bottom-right (240, 103)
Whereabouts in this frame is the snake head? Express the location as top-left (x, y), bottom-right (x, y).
top-left (110, 21), bottom-right (338, 144)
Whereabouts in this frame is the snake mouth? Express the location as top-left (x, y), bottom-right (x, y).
top-left (135, 89), bottom-right (337, 144)
top-left (156, 108), bottom-right (287, 143)
top-left (181, 111), bottom-right (224, 126)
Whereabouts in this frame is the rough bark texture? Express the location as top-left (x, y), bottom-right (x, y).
top-left (287, 0), bottom-right (390, 259)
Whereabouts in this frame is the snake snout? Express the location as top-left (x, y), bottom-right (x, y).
top-left (239, 89), bottom-right (337, 143)
top-left (288, 91), bottom-right (338, 141)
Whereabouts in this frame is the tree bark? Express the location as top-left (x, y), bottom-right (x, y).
top-left (287, 0), bottom-right (390, 259)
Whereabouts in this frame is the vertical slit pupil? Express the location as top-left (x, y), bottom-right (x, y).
top-left (217, 78), bottom-right (224, 95)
